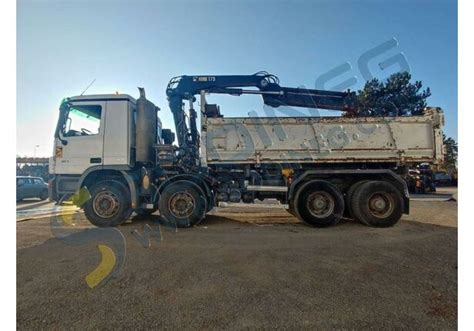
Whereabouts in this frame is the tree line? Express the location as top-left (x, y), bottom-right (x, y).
top-left (350, 71), bottom-right (457, 172)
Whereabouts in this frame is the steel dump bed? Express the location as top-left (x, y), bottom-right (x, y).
top-left (203, 107), bottom-right (444, 165)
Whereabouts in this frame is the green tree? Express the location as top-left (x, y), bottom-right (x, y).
top-left (443, 134), bottom-right (458, 172)
top-left (354, 71), bottom-right (431, 117)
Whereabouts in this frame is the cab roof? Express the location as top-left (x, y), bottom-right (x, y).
top-left (68, 94), bottom-right (136, 103)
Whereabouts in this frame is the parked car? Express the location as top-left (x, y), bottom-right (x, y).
top-left (433, 171), bottom-right (453, 186)
top-left (16, 176), bottom-right (49, 201)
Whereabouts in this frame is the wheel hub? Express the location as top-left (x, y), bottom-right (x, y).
top-left (368, 193), bottom-right (394, 218)
top-left (93, 191), bottom-right (120, 218)
top-left (307, 191), bottom-right (335, 218)
top-left (371, 196), bottom-right (387, 211)
top-left (169, 192), bottom-right (195, 218)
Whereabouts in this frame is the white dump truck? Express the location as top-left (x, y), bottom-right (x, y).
top-left (49, 72), bottom-right (444, 228)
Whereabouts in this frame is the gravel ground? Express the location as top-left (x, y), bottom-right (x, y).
top-left (17, 200), bottom-right (457, 329)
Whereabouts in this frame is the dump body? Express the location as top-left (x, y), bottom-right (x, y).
top-left (203, 107), bottom-right (444, 165)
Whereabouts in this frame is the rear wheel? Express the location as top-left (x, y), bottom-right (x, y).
top-left (158, 181), bottom-right (207, 228)
top-left (351, 181), bottom-right (403, 227)
top-left (294, 180), bottom-right (344, 227)
top-left (83, 180), bottom-right (131, 227)
top-left (345, 180), bottom-right (368, 219)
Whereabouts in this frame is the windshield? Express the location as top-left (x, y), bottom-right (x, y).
top-left (62, 104), bottom-right (102, 137)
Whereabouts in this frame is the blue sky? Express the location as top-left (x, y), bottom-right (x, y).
top-left (17, 0), bottom-right (457, 157)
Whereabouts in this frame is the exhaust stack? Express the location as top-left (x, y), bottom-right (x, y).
top-left (135, 87), bottom-right (159, 164)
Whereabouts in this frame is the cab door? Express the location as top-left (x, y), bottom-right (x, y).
top-left (54, 101), bottom-right (106, 175)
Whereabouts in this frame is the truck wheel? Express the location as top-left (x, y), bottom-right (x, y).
top-left (158, 181), bottom-right (207, 228)
top-left (351, 181), bottom-right (403, 227)
top-left (83, 180), bottom-right (131, 227)
top-left (345, 180), bottom-right (368, 219)
top-left (294, 180), bottom-right (344, 227)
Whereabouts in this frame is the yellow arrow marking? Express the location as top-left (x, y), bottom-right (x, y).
top-left (85, 244), bottom-right (116, 288)
top-left (58, 187), bottom-right (92, 226)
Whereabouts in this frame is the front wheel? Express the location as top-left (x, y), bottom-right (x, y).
top-left (83, 180), bottom-right (131, 227)
top-left (158, 180), bottom-right (207, 228)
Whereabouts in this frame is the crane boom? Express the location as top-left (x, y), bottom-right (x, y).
top-left (165, 71), bottom-right (357, 154)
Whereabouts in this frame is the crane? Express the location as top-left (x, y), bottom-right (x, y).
top-left (165, 71), bottom-right (357, 165)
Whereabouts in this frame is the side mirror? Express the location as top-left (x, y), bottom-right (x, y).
top-left (58, 132), bottom-right (68, 145)
top-left (55, 129), bottom-right (68, 145)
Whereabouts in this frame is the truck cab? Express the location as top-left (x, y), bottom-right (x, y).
top-left (49, 93), bottom-right (163, 203)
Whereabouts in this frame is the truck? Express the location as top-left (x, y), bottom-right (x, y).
top-left (49, 72), bottom-right (444, 228)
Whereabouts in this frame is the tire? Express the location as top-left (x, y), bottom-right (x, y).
top-left (351, 181), bottom-right (403, 227)
top-left (158, 180), bottom-right (207, 228)
top-left (293, 180), bottom-right (344, 227)
top-left (83, 180), bottom-right (131, 227)
top-left (39, 189), bottom-right (49, 201)
top-left (344, 180), bottom-right (368, 219)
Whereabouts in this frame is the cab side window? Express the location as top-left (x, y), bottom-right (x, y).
top-left (63, 104), bottom-right (102, 137)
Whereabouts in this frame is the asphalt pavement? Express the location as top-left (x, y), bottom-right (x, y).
top-left (17, 195), bottom-right (457, 329)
